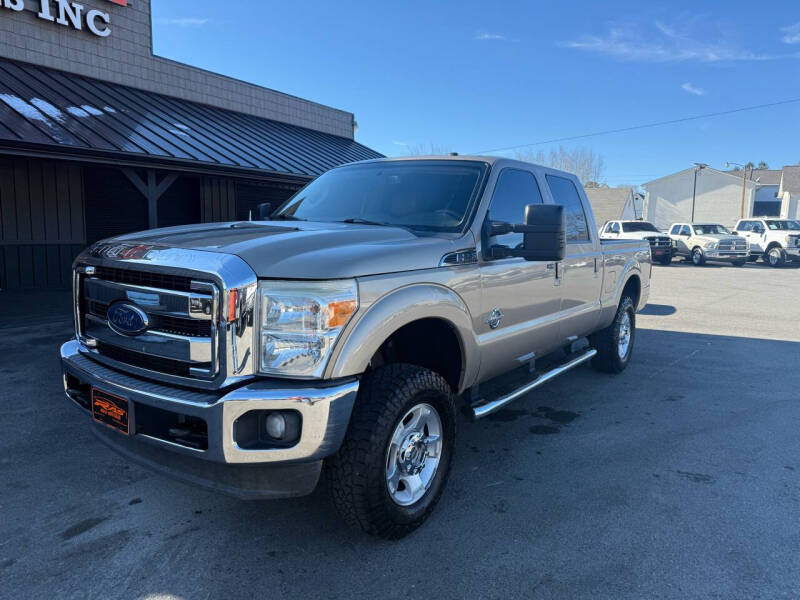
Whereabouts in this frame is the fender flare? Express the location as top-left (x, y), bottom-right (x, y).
top-left (325, 283), bottom-right (479, 392)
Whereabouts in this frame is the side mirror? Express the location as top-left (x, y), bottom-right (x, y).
top-left (255, 202), bottom-right (273, 221)
top-left (488, 204), bottom-right (566, 262)
top-left (522, 204), bottom-right (566, 261)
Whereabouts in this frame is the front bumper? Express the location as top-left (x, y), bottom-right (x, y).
top-left (60, 339), bottom-right (358, 498)
top-left (785, 247), bottom-right (800, 260)
top-left (703, 250), bottom-right (748, 261)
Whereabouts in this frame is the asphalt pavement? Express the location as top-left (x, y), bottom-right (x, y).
top-left (2, 260), bottom-right (799, 599)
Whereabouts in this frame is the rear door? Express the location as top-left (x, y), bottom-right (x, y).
top-left (545, 173), bottom-right (603, 342)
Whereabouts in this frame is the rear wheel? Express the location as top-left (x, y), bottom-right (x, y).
top-left (327, 364), bottom-right (456, 539)
top-left (766, 246), bottom-right (785, 267)
top-left (691, 247), bottom-right (705, 266)
top-left (591, 295), bottom-right (635, 374)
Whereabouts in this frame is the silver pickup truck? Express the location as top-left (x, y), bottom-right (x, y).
top-left (61, 156), bottom-right (650, 538)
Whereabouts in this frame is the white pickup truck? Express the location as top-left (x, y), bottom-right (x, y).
top-left (599, 220), bottom-right (673, 265)
top-left (733, 218), bottom-right (800, 267)
top-left (667, 223), bottom-right (749, 266)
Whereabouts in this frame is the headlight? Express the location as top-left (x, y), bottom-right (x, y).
top-left (256, 280), bottom-right (358, 378)
top-left (705, 241), bottom-right (718, 249)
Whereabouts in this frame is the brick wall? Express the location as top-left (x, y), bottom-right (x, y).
top-left (0, 0), bottom-right (354, 138)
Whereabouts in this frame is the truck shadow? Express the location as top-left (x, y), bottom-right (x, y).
top-left (638, 303), bottom-right (677, 316)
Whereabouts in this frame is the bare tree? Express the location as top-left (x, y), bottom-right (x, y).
top-left (514, 146), bottom-right (606, 184)
top-left (403, 143), bottom-right (454, 156)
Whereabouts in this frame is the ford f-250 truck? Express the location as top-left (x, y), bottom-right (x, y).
top-left (61, 156), bottom-right (650, 538)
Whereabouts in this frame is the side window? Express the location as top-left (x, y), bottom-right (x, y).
top-left (487, 169), bottom-right (544, 248)
top-left (604, 222), bottom-right (615, 234)
top-left (670, 225), bottom-right (680, 235)
top-left (736, 221), bottom-right (750, 232)
top-left (611, 222), bottom-right (620, 234)
top-left (546, 175), bottom-right (590, 242)
top-left (680, 225), bottom-right (691, 236)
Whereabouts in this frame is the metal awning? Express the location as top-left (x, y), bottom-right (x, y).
top-left (0, 58), bottom-right (382, 180)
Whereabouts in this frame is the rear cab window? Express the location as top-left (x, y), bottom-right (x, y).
top-left (545, 174), bottom-right (590, 242)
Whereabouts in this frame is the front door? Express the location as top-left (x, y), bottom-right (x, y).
top-left (545, 174), bottom-right (603, 341)
top-left (477, 168), bottom-right (563, 381)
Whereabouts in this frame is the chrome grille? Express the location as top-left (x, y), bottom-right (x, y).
top-left (77, 268), bottom-right (219, 383)
top-left (718, 239), bottom-right (747, 252)
top-left (645, 236), bottom-right (672, 248)
top-left (73, 246), bottom-right (258, 390)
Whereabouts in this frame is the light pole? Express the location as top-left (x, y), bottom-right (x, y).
top-left (691, 163), bottom-right (707, 222)
top-left (726, 161), bottom-right (749, 218)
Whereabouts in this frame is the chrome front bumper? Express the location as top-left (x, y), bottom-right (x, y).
top-left (60, 339), bottom-right (358, 497)
top-left (704, 250), bottom-right (748, 260)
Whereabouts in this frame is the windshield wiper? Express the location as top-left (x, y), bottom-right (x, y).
top-left (340, 217), bottom-right (392, 227)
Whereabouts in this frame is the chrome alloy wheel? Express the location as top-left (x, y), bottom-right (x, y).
top-left (768, 248), bottom-right (782, 266)
top-left (385, 403), bottom-right (443, 506)
top-left (617, 311), bottom-right (632, 359)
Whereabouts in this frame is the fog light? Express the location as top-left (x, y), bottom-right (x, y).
top-left (265, 413), bottom-right (286, 439)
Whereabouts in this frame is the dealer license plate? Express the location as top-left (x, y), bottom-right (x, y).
top-left (91, 388), bottom-right (130, 435)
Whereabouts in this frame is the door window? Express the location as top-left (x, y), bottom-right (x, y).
top-left (546, 175), bottom-right (590, 242)
top-left (680, 225), bottom-right (691, 236)
top-left (487, 168), bottom-right (543, 248)
top-left (670, 224), bottom-right (681, 235)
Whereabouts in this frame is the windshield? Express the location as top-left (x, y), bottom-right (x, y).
top-left (275, 160), bottom-right (488, 232)
top-left (622, 222), bottom-right (659, 232)
top-left (766, 220), bottom-right (800, 231)
top-left (693, 224), bottom-right (730, 235)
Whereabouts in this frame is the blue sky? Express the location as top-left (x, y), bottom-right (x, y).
top-left (151, 1), bottom-right (800, 186)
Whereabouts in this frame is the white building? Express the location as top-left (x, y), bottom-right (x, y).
top-left (642, 166), bottom-right (800, 230)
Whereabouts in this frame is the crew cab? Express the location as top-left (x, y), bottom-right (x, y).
top-left (667, 222), bottom-right (749, 266)
top-left (733, 218), bottom-right (800, 267)
top-left (599, 220), bottom-right (673, 265)
top-left (60, 156), bottom-right (650, 538)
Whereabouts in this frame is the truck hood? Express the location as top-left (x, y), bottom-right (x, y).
top-left (109, 221), bottom-right (470, 279)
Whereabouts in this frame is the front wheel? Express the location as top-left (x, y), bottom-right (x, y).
top-left (591, 295), bottom-right (635, 374)
top-left (658, 256), bottom-right (672, 266)
top-left (327, 364), bottom-right (456, 539)
top-left (765, 247), bottom-right (785, 267)
top-left (732, 259), bottom-right (746, 267)
top-left (691, 247), bottom-right (706, 266)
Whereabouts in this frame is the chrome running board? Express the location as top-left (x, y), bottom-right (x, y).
top-left (470, 348), bottom-right (597, 419)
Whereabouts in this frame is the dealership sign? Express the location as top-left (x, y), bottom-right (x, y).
top-left (1, 0), bottom-right (125, 38)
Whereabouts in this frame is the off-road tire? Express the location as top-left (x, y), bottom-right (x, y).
top-left (732, 259), bottom-right (746, 267)
top-left (691, 247), bottom-right (705, 266)
top-left (590, 295), bottom-right (635, 374)
top-left (658, 256), bottom-right (672, 265)
top-left (326, 364), bottom-right (456, 539)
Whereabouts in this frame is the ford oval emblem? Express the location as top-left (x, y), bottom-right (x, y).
top-left (107, 302), bottom-right (149, 336)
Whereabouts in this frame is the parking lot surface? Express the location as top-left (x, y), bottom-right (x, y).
top-left (2, 261), bottom-right (799, 600)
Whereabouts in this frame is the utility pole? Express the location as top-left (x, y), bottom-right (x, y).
top-left (726, 161), bottom-right (748, 218)
top-left (691, 163), bottom-right (707, 222)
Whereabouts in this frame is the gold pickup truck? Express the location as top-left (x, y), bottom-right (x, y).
top-left (61, 156), bottom-right (650, 538)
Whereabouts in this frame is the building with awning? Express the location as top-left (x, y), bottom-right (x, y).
top-left (0, 0), bottom-right (381, 290)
